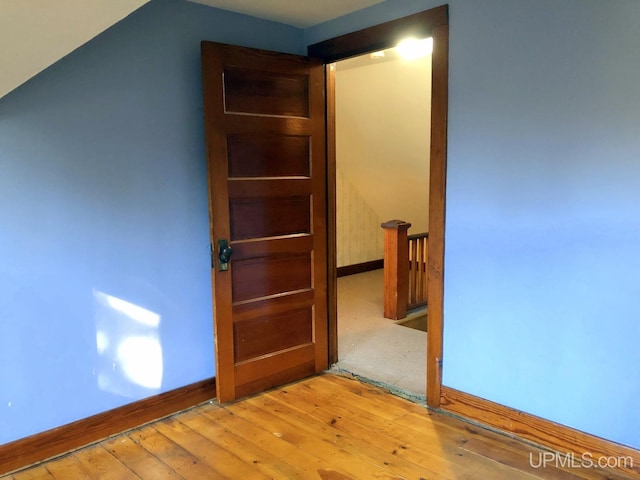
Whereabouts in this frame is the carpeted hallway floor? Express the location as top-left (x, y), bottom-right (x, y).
top-left (332, 269), bottom-right (427, 401)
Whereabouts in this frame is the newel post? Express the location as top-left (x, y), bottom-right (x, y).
top-left (381, 220), bottom-right (411, 320)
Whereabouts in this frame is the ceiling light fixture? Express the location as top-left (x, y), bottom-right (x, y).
top-left (396, 37), bottom-right (433, 60)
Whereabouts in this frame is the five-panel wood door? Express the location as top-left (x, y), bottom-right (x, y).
top-left (201, 41), bottom-right (328, 402)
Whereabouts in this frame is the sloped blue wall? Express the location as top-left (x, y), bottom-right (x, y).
top-left (0, 0), bottom-right (303, 445)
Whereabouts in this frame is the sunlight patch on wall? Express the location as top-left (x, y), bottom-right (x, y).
top-left (93, 290), bottom-right (163, 397)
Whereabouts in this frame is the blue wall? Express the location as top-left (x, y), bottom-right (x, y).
top-left (3, 0), bottom-right (639, 452)
top-left (309, 0), bottom-right (640, 449)
top-left (0, 0), bottom-right (302, 445)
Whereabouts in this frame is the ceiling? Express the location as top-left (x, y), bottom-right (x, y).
top-left (0, 0), bottom-right (386, 101)
top-left (187, 0), bottom-right (385, 28)
top-left (0, 0), bottom-right (150, 100)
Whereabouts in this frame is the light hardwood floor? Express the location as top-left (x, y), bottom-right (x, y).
top-left (3, 374), bottom-right (634, 480)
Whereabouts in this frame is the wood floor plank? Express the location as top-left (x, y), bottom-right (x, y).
top-left (103, 435), bottom-right (184, 479)
top-left (326, 376), bottom-right (629, 480)
top-left (258, 390), bottom-right (449, 478)
top-left (232, 393), bottom-right (432, 479)
top-left (278, 376), bottom-right (438, 437)
top-left (154, 415), bottom-right (271, 480)
top-left (264, 382), bottom-right (477, 478)
top-left (178, 408), bottom-right (308, 479)
top-left (11, 466), bottom-right (54, 480)
top-left (262, 386), bottom-right (540, 480)
top-left (3, 374), bottom-right (638, 480)
top-left (460, 435), bottom-right (591, 480)
top-left (285, 376), bottom-right (627, 480)
top-left (275, 379), bottom-right (507, 466)
top-left (43, 454), bottom-right (95, 480)
top-left (317, 376), bottom-right (618, 480)
top-left (394, 402), bottom-right (628, 480)
top-left (199, 402), bottom-right (356, 479)
top-left (315, 374), bottom-right (428, 419)
top-left (72, 445), bottom-right (139, 479)
top-left (127, 425), bottom-right (229, 480)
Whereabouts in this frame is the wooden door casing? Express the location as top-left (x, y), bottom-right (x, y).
top-left (309, 5), bottom-right (449, 407)
top-left (201, 42), bottom-right (328, 402)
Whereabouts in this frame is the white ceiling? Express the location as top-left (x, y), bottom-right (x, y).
top-left (0, 0), bottom-right (150, 100)
top-left (187, 0), bottom-right (384, 28)
top-left (0, 0), bottom-right (384, 101)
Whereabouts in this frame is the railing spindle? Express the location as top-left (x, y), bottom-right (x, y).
top-left (407, 231), bottom-right (429, 311)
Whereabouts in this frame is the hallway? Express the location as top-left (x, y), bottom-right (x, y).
top-left (332, 269), bottom-right (427, 400)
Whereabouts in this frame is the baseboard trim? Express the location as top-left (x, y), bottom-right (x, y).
top-left (337, 259), bottom-right (383, 277)
top-left (440, 386), bottom-right (640, 479)
top-left (0, 377), bottom-right (216, 476)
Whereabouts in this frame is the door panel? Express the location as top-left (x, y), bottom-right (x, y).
top-left (223, 67), bottom-right (310, 117)
top-left (231, 253), bottom-right (312, 302)
top-left (201, 41), bottom-right (327, 402)
top-left (227, 134), bottom-right (310, 177)
top-left (234, 345), bottom-right (316, 398)
top-left (229, 195), bottom-right (311, 240)
top-left (233, 308), bottom-right (313, 363)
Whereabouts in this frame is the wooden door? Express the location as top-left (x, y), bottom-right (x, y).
top-left (201, 41), bottom-right (328, 402)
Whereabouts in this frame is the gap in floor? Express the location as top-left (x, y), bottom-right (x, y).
top-left (332, 269), bottom-right (427, 402)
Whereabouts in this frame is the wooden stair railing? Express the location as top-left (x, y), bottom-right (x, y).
top-left (381, 220), bottom-right (428, 320)
top-left (408, 231), bottom-right (428, 311)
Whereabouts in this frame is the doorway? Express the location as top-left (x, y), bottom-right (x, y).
top-left (309, 5), bottom-right (449, 407)
top-left (331, 44), bottom-right (432, 400)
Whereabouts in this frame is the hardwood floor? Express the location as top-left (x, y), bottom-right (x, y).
top-left (3, 374), bottom-right (634, 480)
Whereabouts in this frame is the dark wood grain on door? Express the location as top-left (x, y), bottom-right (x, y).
top-left (201, 42), bottom-right (327, 402)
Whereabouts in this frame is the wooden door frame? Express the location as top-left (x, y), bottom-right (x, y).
top-left (308, 5), bottom-right (449, 408)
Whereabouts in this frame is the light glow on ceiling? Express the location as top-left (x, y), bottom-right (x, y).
top-left (396, 37), bottom-right (433, 60)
